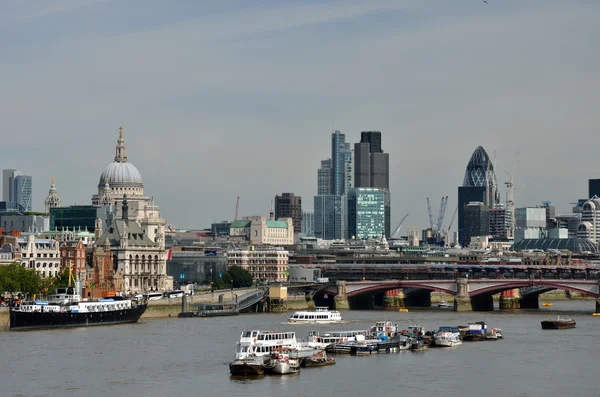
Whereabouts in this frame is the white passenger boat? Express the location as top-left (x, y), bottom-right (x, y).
top-left (287, 307), bottom-right (342, 324)
top-left (265, 348), bottom-right (301, 375)
top-left (434, 332), bottom-right (462, 347)
top-left (234, 330), bottom-right (320, 361)
top-left (307, 330), bottom-right (369, 350)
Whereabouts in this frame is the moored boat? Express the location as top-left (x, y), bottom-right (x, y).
top-left (438, 300), bottom-right (451, 308)
top-left (9, 287), bottom-right (147, 331)
top-left (229, 356), bottom-right (265, 376)
top-left (287, 307), bottom-right (342, 324)
top-left (265, 348), bottom-right (301, 375)
top-left (303, 351), bottom-right (336, 368)
top-left (434, 332), bottom-right (462, 347)
top-left (460, 322), bottom-right (487, 341)
top-left (234, 330), bottom-right (320, 361)
top-left (541, 315), bottom-right (576, 330)
top-left (410, 338), bottom-right (428, 352)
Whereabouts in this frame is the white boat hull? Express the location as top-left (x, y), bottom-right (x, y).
top-left (287, 319), bottom-right (342, 324)
top-left (271, 360), bottom-right (300, 375)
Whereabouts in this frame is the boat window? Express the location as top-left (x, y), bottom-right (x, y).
top-left (252, 331), bottom-right (258, 337)
top-left (257, 335), bottom-right (264, 340)
top-left (242, 331), bottom-right (251, 337)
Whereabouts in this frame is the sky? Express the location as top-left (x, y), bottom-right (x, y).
top-left (1, 0), bottom-right (599, 231)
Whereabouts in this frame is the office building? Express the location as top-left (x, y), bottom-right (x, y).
top-left (14, 175), bottom-right (32, 211)
top-left (317, 159), bottom-right (332, 195)
top-left (211, 221), bottom-right (231, 237)
top-left (227, 248), bottom-right (289, 282)
top-left (2, 169), bottom-right (20, 202)
top-left (463, 202), bottom-right (490, 247)
top-left (229, 216), bottom-right (294, 245)
top-left (458, 146), bottom-right (500, 246)
top-left (301, 210), bottom-right (314, 236)
top-left (347, 188), bottom-right (385, 239)
top-left (589, 179), bottom-right (600, 199)
top-left (274, 193), bottom-right (302, 234)
top-left (514, 207), bottom-right (546, 243)
top-left (489, 205), bottom-right (509, 240)
top-left (353, 131), bottom-right (391, 237)
top-left (577, 196), bottom-right (600, 245)
top-left (314, 195), bottom-right (346, 240)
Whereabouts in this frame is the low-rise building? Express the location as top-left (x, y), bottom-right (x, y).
top-left (229, 216), bottom-right (294, 245)
top-left (227, 247), bottom-right (289, 282)
top-left (17, 234), bottom-right (61, 278)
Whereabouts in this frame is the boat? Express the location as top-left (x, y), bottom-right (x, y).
top-left (287, 307), bottom-right (342, 324)
top-left (409, 338), bottom-right (429, 352)
top-left (403, 324), bottom-right (425, 337)
top-left (303, 351), bottom-right (336, 368)
top-left (234, 330), bottom-right (320, 361)
top-left (350, 342), bottom-right (378, 356)
top-left (491, 328), bottom-right (503, 339)
top-left (308, 330), bottom-right (369, 350)
top-left (542, 302), bottom-right (553, 307)
top-left (541, 315), bottom-right (576, 330)
top-left (434, 332), bottom-right (462, 347)
top-left (438, 300), bottom-right (451, 308)
top-left (178, 302), bottom-right (238, 318)
top-left (9, 286), bottom-right (147, 331)
top-left (229, 355), bottom-right (265, 376)
top-left (265, 348), bottom-right (301, 375)
top-left (460, 322), bottom-right (487, 341)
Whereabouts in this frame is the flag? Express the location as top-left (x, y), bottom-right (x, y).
top-left (166, 249), bottom-right (173, 260)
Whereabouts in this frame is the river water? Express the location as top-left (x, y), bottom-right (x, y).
top-left (1, 300), bottom-right (598, 397)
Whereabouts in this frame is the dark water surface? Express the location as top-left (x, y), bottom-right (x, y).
top-left (1, 300), bottom-right (598, 397)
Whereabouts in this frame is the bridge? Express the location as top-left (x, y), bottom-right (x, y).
top-left (237, 289), bottom-right (265, 312)
top-left (289, 263), bottom-right (600, 312)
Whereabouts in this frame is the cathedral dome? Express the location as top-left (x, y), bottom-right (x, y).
top-left (97, 127), bottom-right (144, 188)
top-left (98, 162), bottom-right (143, 187)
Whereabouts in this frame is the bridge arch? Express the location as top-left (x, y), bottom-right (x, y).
top-left (470, 281), bottom-right (600, 298)
top-left (346, 283), bottom-right (456, 298)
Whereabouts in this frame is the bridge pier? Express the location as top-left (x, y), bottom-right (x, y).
top-left (499, 289), bottom-right (521, 309)
top-left (596, 299), bottom-right (600, 314)
top-left (334, 281), bottom-right (349, 310)
top-left (520, 295), bottom-right (539, 309)
top-left (453, 278), bottom-right (472, 312)
top-left (383, 289), bottom-right (406, 308)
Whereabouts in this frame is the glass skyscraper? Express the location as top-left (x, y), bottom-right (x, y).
top-left (347, 188), bottom-right (385, 239)
top-left (314, 195), bottom-right (346, 240)
top-left (14, 175), bottom-right (32, 211)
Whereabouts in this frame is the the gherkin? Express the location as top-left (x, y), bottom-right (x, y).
top-left (463, 146), bottom-right (500, 208)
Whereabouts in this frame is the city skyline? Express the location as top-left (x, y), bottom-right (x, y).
top-left (2, 1), bottom-right (599, 229)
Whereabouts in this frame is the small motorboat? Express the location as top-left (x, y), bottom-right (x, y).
top-left (438, 300), bottom-right (451, 308)
top-left (410, 338), bottom-right (429, 352)
top-left (304, 351), bottom-right (336, 368)
top-left (541, 315), bottom-right (576, 330)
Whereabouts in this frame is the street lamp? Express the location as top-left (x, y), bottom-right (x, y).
top-left (230, 279), bottom-right (234, 301)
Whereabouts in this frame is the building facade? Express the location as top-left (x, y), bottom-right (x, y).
top-left (301, 210), bottom-right (314, 236)
top-left (317, 159), bottom-right (332, 195)
top-left (347, 188), bottom-right (385, 239)
top-left (14, 175), bottom-right (32, 211)
top-left (17, 234), bottom-right (61, 278)
top-left (229, 216), bottom-right (294, 245)
top-left (60, 240), bottom-right (87, 279)
top-left (577, 196), bottom-right (600, 245)
top-left (463, 202), bottom-right (490, 248)
top-left (589, 179), bottom-right (600, 199)
top-left (314, 195), bottom-right (346, 240)
top-left (1, 214), bottom-right (49, 233)
top-left (227, 248), bottom-right (289, 282)
top-left (274, 193), bottom-right (302, 234)
top-left (2, 169), bottom-right (20, 203)
top-left (167, 249), bottom-right (228, 285)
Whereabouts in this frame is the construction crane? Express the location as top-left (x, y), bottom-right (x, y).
top-left (391, 213), bottom-right (409, 239)
top-left (505, 152), bottom-right (519, 240)
top-left (443, 206), bottom-right (458, 247)
top-left (427, 198), bottom-right (435, 231)
top-left (234, 196), bottom-right (240, 221)
top-left (436, 196), bottom-right (448, 233)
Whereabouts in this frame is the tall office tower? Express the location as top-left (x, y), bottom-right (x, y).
top-left (301, 210), bottom-right (315, 236)
top-left (489, 205), bottom-right (509, 239)
top-left (331, 130), bottom-right (349, 195)
top-left (3, 169), bottom-right (21, 202)
top-left (353, 131), bottom-right (390, 237)
top-left (317, 159), bottom-right (332, 195)
top-left (314, 195), bottom-right (346, 240)
top-left (343, 143), bottom-right (353, 193)
top-left (463, 202), bottom-right (490, 247)
top-left (14, 175), bottom-right (33, 211)
top-left (458, 146), bottom-right (499, 246)
top-left (589, 179), bottom-right (600, 198)
top-left (347, 187), bottom-right (385, 239)
top-left (274, 193), bottom-right (302, 234)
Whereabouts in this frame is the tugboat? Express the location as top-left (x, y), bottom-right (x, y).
top-left (541, 315), bottom-right (576, 330)
top-left (9, 268), bottom-right (147, 331)
top-left (229, 355), bottom-right (266, 376)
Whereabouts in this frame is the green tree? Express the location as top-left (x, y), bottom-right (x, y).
top-left (224, 265), bottom-right (254, 288)
top-left (0, 262), bottom-right (43, 298)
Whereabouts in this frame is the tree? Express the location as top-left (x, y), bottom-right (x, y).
top-left (0, 262), bottom-right (43, 298)
top-left (224, 266), bottom-right (254, 288)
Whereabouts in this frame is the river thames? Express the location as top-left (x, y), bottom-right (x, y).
top-left (1, 300), bottom-right (598, 397)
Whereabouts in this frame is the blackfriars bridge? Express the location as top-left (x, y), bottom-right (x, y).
top-left (289, 264), bottom-right (600, 312)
